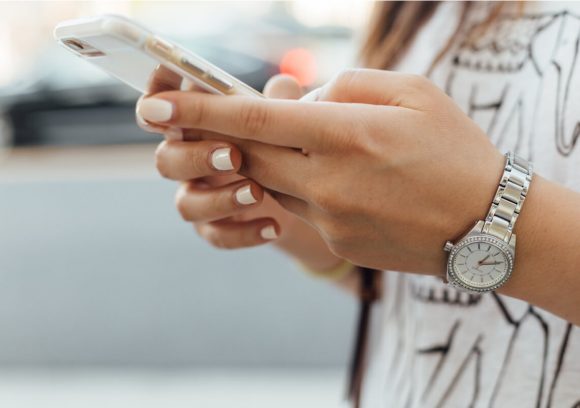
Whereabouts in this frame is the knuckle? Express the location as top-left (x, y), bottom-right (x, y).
top-left (199, 226), bottom-right (222, 248)
top-left (177, 94), bottom-right (205, 127)
top-left (230, 229), bottom-right (251, 249)
top-left (205, 229), bottom-right (234, 250)
top-left (238, 101), bottom-right (270, 135)
top-left (333, 69), bottom-right (359, 89)
top-left (405, 74), bottom-right (432, 92)
top-left (155, 142), bottom-right (171, 178)
top-left (330, 122), bottom-right (363, 152)
top-left (175, 188), bottom-right (193, 221)
top-left (327, 69), bottom-right (360, 100)
top-left (186, 146), bottom-right (208, 177)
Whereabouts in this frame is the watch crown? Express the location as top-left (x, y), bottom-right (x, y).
top-left (444, 241), bottom-right (454, 252)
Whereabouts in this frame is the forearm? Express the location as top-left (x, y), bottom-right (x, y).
top-left (498, 175), bottom-right (580, 325)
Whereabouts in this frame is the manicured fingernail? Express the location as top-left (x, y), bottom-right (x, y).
top-left (260, 225), bottom-right (278, 240)
top-left (164, 127), bottom-right (183, 141)
top-left (138, 98), bottom-right (173, 122)
top-left (211, 147), bottom-right (234, 171)
top-left (136, 112), bottom-right (150, 128)
top-left (235, 185), bottom-right (257, 206)
top-left (300, 88), bottom-right (321, 102)
top-left (136, 112), bottom-right (158, 131)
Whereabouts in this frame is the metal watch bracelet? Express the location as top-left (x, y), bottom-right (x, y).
top-left (483, 152), bottom-right (533, 243)
top-left (442, 152), bottom-right (533, 292)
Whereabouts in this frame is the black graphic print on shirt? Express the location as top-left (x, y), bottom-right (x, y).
top-left (384, 9), bottom-right (580, 408)
top-left (445, 10), bottom-right (580, 160)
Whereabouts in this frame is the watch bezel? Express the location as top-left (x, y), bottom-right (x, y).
top-left (447, 234), bottom-right (514, 293)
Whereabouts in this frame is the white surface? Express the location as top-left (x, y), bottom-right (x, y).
top-left (0, 368), bottom-right (347, 408)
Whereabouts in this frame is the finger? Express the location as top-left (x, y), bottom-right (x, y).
top-left (181, 75), bottom-right (301, 142)
top-left (177, 75), bottom-right (301, 142)
top-left (182, 128), bottom-right (240, 143)
top-left (263, 74), bottom-right (303, 100)
top-left (137, 66), bottom-right (187, 136)
top-left (176, 179), bottom-right (263, 223)
top-left (137, 91), bottom-right (356, 150)
top-left (179, 128), bottom-right (313, 199)
top-left (147, 64), bottom-right (184, 94)
top-left (136, 95), bottom-right (167, 134)
top-left (155, 140), bottom-right (241, 180)
top-left (300, 87), bottom-right (322, 102)
top-left (196, 218), bottom-right (279, 249)
top-left (136, 97), bottom-right (183, 141)
top-left (237, 140), bottom-right (311, 199)
top-left (318, 69), bottom-right (436, 109)
top-left (180, 118), bottom-right (314, 199)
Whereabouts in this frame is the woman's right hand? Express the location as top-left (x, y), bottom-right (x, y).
top-left (137, 71), bottom-right (348, 273)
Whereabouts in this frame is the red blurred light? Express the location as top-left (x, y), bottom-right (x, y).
top-left (279, 48), bottom-right (317, 87)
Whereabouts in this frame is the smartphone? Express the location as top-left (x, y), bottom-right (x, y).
top-left (54, 14), bottom-right (263, 98)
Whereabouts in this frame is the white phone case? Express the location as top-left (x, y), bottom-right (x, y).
top-left (54, 14), bottom-right (263, 98)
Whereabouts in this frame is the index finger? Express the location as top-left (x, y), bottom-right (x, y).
top-left (137, 91), bottom-right (360, 150)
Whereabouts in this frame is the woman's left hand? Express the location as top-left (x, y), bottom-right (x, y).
top-left (138, 69), bottom-right (506, 275)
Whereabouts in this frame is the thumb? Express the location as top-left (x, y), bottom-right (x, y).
top-left (263, 74), bottom-right (303, 100)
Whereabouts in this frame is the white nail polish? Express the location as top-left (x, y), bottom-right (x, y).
top-left (235, 185), bottom-right (257, 205)
top-left (260, 226), bottom-right (278, 240)
top-left (300, 87), bottom-right (322, 102)
top-left (138, 98), bottom-right (173, 122)
top-left (211, 148), bottom-right (234, 171)
top-left (165, 127), bottom-right (183, 141)
top-left (135, 112), bottom-right (151, 128)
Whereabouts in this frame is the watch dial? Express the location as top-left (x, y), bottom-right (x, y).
top-left (452, 240), bottom-right (510, 289)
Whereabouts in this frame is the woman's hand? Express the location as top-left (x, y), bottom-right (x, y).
top-left (137, 69), bottom-right (506, 275)
top-left (137, 73), bottom-right (348, 273)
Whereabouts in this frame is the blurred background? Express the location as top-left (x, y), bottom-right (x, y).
top-left (0, 1), bottom-right (372, 407)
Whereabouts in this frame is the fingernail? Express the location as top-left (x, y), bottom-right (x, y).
top-left (136, 110), bottom-right (167, 135)
top-left (300, 88), bottom-right (321, 102)
top-left (235, 185), bottom-right (257, 206)
top-left (138, 98), bottom-right (173, 122)
top-left (260, 225), bottom-right (278, 240)
top-left (164, 127), bottom-right (183, 141)
top-left (211, 147), bottom-right (234, 171)
top-left (135, 112), bottom-right (150, 128)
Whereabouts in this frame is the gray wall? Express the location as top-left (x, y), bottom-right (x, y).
top-left (0, 179), bottom-right (356, 367)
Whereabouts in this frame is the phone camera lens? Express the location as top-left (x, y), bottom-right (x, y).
top-left (64, 39), bottom-right (85, 51)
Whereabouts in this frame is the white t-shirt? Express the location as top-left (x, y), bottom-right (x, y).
top-left (361, 2), bottom-right (580, 407)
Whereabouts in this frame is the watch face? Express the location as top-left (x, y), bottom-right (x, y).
top-left (449, 236), bottom-right (513, 292)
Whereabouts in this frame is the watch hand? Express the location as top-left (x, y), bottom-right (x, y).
top-left (478, 254), bottom-right (491, 265)
top-left (480, 261), bottom-right (501, 266)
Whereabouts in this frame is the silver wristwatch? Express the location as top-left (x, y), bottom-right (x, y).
top-left (443, 152), bottom-right (533, 293)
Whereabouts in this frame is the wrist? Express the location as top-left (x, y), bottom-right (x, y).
top-left (497, 175), bottom-right (580, 324)
top-left (443, 152), bottom-right (532, 293)
top-left (496, 174), bottom-right (545, 298)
